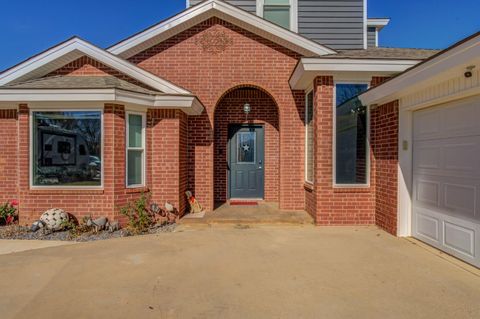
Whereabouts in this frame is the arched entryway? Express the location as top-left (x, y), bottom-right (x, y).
top-left (214, 85), bottom-right (280, 205)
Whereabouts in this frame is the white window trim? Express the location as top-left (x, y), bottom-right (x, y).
top-left (256, 0), bottom-right (298, 33)
top-left (333, 81), bottom-right (371, 188)
top-left (304, 88), bottom-right (314, 184)
top-left (29, 108), bottom-right (104, 190)
top-left (126, 111), bottom-right (146, 188)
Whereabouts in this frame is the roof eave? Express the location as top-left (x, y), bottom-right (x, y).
top-left (289, 57), bottom-right (421, 90)
top-left (0, 88), bottom-right (205, 115)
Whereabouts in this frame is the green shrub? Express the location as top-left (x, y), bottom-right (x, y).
top-left (119, 193), bottom-right (154, 233)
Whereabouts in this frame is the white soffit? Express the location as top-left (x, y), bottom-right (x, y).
top-left (0, 88), bottom-right (204, 115)
top-left (359, 32), bottom-right (480, 106)
top-left (367, 18), bottom-right (390, 31)
top-left (289, 58), bottom-right (420, 90)
top-left (0, 37), bottom-right (191, 95)
top-left (107, 0), bottom-right (335, 58)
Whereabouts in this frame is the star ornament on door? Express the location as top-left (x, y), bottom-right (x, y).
top-left (242, 144), bottom-right (250, 152)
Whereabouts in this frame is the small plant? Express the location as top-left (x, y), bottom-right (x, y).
top-left (0, 200), bottom-right (18, 225)
top-left (119, 193), bottom-right (155, 234)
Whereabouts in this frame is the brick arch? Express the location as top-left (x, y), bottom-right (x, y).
top-left (214, 85), bottom-right (280, 203)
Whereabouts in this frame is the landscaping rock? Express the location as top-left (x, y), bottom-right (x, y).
top-left (40, 208), bottom-right (69, 231)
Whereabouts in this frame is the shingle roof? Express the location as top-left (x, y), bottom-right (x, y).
top-left (0, 75), bottom-right (163, 95)
top-left (324, 47), bottom-right (441, 60)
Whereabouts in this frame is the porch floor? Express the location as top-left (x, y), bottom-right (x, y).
top-left (180, 202), bottom-right (314, 225)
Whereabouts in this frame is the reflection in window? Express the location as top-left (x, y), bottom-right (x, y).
top-left (32, 111), bottom-right (102, 186)
top-left (263, 0), bottom-right (290, 29)
top-left (335, 83), bottom-right (369, 185)
top-left (127, 113), bottom-right (145, 187)
top-left (237, 131), bottom-right (256, 163)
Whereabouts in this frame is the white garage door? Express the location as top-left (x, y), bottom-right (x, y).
top-left (413, 96), bottom-right (480, 268)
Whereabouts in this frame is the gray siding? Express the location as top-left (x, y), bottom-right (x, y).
top-left (367, 27), bottom-right (376, 47)
top-left (298, 0), bottom-right (365, 50)
top-left (189, 0), bottom-right (366, 50)
top-left (189, 0), bottom-right (257, 13)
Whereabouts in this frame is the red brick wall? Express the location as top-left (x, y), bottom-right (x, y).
top-left (16, 104), bottom-right (116, 225)
top-left (0, 109), bottom-right (18, 205)
top-left (46, 56), bottom-right (154, 90)
top-left (128, 17), bottom-right (305, 211)
top-left (214, 87), bottom-right (280, 203)
top-left (148, 109), bottom-right (188, 216)
top-left (371, 100), bottom-right (399, 235)
top-left (312, 76), bottom-right (376, 225)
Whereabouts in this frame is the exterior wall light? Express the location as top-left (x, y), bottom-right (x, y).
top-left (243, 103), bottom-right (251, 114)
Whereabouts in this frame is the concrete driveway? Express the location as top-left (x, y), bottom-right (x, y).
top-left (0, 225), bottom-right (479, 319)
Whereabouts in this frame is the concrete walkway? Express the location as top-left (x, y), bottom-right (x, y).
top-left (181, 202), bottom-right (314, 225)
top-left (0, 239), bottom-right (72, 255)
top-left (0, 225), bottom-right (479, 319)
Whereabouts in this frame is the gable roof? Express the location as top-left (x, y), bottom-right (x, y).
top-left (0, 37), bottom-right (191, 95)
top-left (107, 0), bottom-right (336, 58)
top-left (1, 76), bottom-right (163, 95)
top-left (324, 48), bottom-right (440, 60)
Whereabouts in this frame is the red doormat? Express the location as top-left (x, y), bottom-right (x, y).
top-left (229, 201), bottom-right (259, 206)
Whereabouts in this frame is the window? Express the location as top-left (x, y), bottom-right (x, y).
top-left (32, 111), bottom-right (102, 187)
top-left (334, 83), bottom-right (369, 185)
top-left (258, 0), bottom-right (297, 31)
top-left (305, 90), bottom-right (314, 183)
top-left (126, 112), bottom-right (146, 187)
top-left (237, 131), bottom-right (256, 163)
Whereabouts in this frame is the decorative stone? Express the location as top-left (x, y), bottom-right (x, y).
top-left (30, 220), bottom-right (46, 232)
top-left (39, 208), bottom-right (69, 231)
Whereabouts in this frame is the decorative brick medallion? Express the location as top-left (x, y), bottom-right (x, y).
top-left (194, 30), bottom-right (233, 54)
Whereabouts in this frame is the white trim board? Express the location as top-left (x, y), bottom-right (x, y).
top-left (0, 37), bottom-right (191, 95)
top-left (290, 58), bottom-right (420, 90)
top-left (0, 88), bottom-right (204, 115)
top-left (367, 18), bottom-right (390, 31)
top-left (108, 0), bottom-right (334, 58)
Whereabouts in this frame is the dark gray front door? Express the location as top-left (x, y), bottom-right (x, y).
top-left (228, 125), bottom-right (264, 199)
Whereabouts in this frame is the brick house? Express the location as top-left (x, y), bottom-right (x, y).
top-left (0, 1), bottom-right (448, 240)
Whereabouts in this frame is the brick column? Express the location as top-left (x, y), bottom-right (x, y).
top-left (312, 76), bottom-right (376, 225)
top-left (0, 109), bottom-right (18, 205)
top-left (149, 109), bottom-right (188, 216)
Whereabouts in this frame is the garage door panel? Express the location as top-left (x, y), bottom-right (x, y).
top-left (444, 221), bottom-right (475, 258)
top-left (413, 206), bottom-right (480, 267)
top-left (415, 210), bottom-right (440, 242)
top-left (414, 137), bottom-right (480, 178)
top-left (414, 97), bottom-right (480, 141)
top-left (414, 175), bottom-right (479, 222)
top-left (443, 183), bottom-right (477, 219)
top-left (413, 96), bottom-right (480, 268)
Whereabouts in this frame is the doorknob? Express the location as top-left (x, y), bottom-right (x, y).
top-left (258, 160), bottom-right (262, 169)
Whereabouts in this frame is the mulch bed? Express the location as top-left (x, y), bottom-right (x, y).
top-left (0, 223), bottom-right (176, 242)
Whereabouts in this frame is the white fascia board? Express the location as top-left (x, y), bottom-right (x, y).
top-left (107, 0), bottom-right (335, 57)
top-left (0, 38), bottom-right (191, 95)
top-left (289, 58), bottom-right (420, 90)
top-left (367, 18), bottom-right (390, 31)
top-left (0, 88), bottom-right (205, 115)
top-left (360, 34), bottom-right (480, 106)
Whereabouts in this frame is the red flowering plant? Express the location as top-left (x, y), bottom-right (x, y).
top-left (0, 200), bottom-right (18, 225)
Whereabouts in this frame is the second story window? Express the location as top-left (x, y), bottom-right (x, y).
top-left (263, 0), bottom-right (290, 29)
top-left (258, 0), bottom-right (297, 31)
